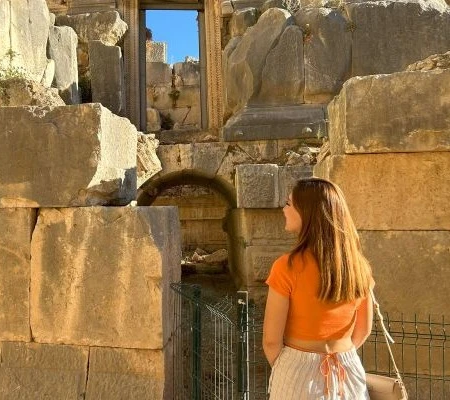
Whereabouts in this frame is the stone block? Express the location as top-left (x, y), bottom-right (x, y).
top-left (0, 78), bottom-right (65, 107)
top-left (0, 342), bottom-right (88, 399)
top-left (328, 69), bottom-right (450, 155)
top-left (163, 106), bottom-right (201, 127)
top-left (294, 7), bottom-right (351, 103)
top-left (146, 62), bottom-right (172, 85)
top-left (314, 153), bottom-right (450, 230)
top-left (173, 61), bottom-right (200, 86)
top-left (147, 84), bottom-right (173, 110)
top-left (359, 230), bottom-right (450, 317)
top-left (235, 164), bottom-right (279, 208)
top-left (89, 40), bottom-right (124, 115)
top-left (347, 1), bottom-right (450, 76)
top-left (137, 132), bottom-right (162, 188)
top-left (48, 26), bottom-right (80, 104)
top-left (278, 165), bottom-right (313, 208)
top-left (30, 206), bottom-right (181, 349)
top-left (0, 1), bottom-right (9, 70)
top-left (0, 209), bottom-right (35, 342)
top-left (225, 8), bottom-right (292, 114)
top-left (258, 25), bottom-right (304, 105)
top-left (0, 104), bottom-right (137, 207)
top-left (174, 86), bottom-right (200, 108)
top-left (146, 107), bottom-right (161, 132)
top-left (56, 11), bottom-right (128, 46)
top-left (223, 104), bottom-right (326, 141)
top-left (85, 347), bottom-right (165, 400)
top-left (229, 7), bottom-right (258, 37)
top-left (6, 0), bottom-right (51, 82)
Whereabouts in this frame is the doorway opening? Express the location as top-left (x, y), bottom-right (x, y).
top-left (142, 8), bottom-right (207, 136)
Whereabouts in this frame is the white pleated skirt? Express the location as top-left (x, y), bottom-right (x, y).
top-left (268, 346), bottom-right (370, 400)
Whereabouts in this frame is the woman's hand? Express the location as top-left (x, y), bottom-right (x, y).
top-left (263, 288), bottom-right (289, 366)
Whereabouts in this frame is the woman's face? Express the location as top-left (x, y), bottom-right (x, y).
top-left (283, 193), bottom-right (302, 233)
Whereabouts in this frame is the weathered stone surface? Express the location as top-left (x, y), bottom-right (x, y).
top-left (328, 69), bottom-right (450, 155)
top-left (225, 8), bottom-right (292, 114)
top-left (85, 347), bottom-right (165, 400)
top-left (229, 7), bottom-right (258, 37)
top-left (147, 85), bottom-right (173, 110)
top-left (67, 0), bottom-right (117, 14)
top-left (0, 78), bottom-right (65, 107)
top-left (46, 0), bottom-right (69, 14)
top-left (0, 209), bottom-right (35, 342)
top-left (314, 153), bottom-right (450, 230)
top-left (0, 104), bottom-right (137, 207)
top-left (174, 86), bottom-right (201, 108)
top-left (360, 230), bottom-right (450, 316)
top-left (137, 133), bottom-right (162, 188)
top-left (41, 59), bottom-right (56, 88)
top-left (48, 26), bottom-right (80, 104)
top-left (347, 1), bottom-right (450, 76)
top-left (258, 25), bottom-right (304, 104)
top-left (406, 50), bottom-right (450, 71)
top-left (0, 0), bottom-right (51, 83)
top-left (163, 106), bottom-right (201, 128)
top-left (146, 62), bottom-right (172, 85)
top-left (30, 206), bottom-right (181, 349)
top-left (0, 342), bottom-right (88, 399)
top-left (146, 107), bottom-right (161, 132)
top-left (236, 164), bottom-right (279, 208)
top-left (174, 61), bottom-right (200, 86)
top-left (294, 7), bottom-right (351, 103)
top-left (278, 165), bottom-right (313, 207)
top-left (56, 11), bottom-right (128, 46)
top-left (223, 104), bottom-right (326, 141)
top-left (89, 40), bottom-right (125, 115)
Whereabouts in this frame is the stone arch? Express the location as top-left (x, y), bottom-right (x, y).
top-left (137, 169), bottom-right (239, 285)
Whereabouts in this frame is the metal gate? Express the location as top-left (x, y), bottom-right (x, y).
top-left (171, 282), bottom-right (449, 400)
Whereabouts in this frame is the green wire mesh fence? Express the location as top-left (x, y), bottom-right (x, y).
top-left (171, 282), bottom-right (449, 400)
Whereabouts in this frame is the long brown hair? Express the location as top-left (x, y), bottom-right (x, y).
top-left (288, 178), bottom-right (372, 303)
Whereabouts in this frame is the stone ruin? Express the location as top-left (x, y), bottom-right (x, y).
top-left (0, 0), bottom-right (449, 397)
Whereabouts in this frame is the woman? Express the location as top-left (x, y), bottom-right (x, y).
top-left (263, 178), bottom-right (374, 399)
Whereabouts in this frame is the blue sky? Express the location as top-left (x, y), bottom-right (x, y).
top-left (146, 10), bottom-right (199, 64)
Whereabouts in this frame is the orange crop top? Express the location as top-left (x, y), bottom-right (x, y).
top-left (266, 251), bottom-right (368, 341)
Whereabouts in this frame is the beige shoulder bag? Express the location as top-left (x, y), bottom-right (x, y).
top-left (365, 289), bottom-right (408, 400)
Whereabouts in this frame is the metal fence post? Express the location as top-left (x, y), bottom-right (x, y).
top-left (192, 285), bottom-right (202, 400)
top-left (237, 291), bottom-right (250, 400)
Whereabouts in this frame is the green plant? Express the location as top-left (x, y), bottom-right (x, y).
top-left (0, 49), bottom-right (31, 81)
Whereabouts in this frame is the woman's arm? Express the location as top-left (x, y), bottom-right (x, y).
top-left (263, 288), bottom-right (289, 366)
top-left (351, 294), bottom-right (373, 349)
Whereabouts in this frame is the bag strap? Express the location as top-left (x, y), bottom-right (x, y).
top-left (370, 289), bottom-right (408, 398)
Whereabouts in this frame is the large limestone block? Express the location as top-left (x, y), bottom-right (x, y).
top-left (347, 1), bottom-right (450, 76)
top-left (48, 26), bottom-right (80, 104)
top-left (173, 61), bottom-right (200, 86)
top-left (85, 347), bottom-right (165, 400)
top-left (225, 8), bottom-right (292, 114)
top-left (314, 153), bottom-right (450, 230)
top-left (0, 103), bottom-right (137, 207)
top-left (360, 230), bottom-right (450, 316)
top-left (223, 104), bottom-right (326, 141)
top-left (258, 25), bottom-right (305, 104)
top-left (146, 62), bottom-right (172, 85)
top-left (294, 7), bottom-right (351, 103)
top-left (56, 11), bottom-right (128, 46)
top-left (0, 342), bottom-right (88, 399)
top-left (235, 164), bottom-right (279, 208)
top-left (328, 69), bottom-right (450, 154)
top-left (0, 78), bottom-right (65, 107)
top-left (89, 40), bottom-right (124, 115)
top-left (0, 209), bottom-right (35, 342)
top-left (30, 206), bottom-right (181, 349)
top-left (2, 0), bottom-right (51, 83)
top-left (229, 7), bottom-right (258, 37)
